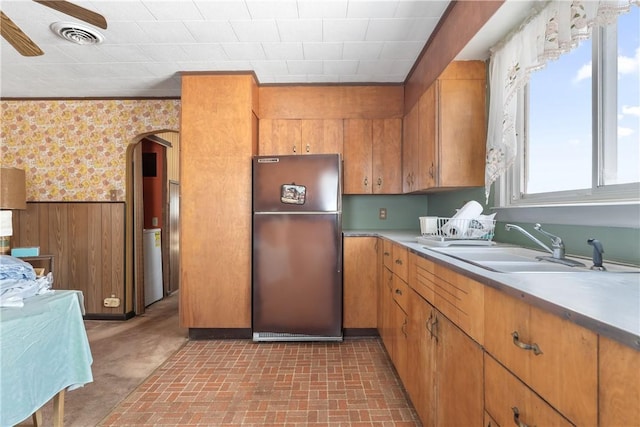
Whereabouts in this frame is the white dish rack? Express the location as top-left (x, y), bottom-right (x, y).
top-left (417, 217), bottom-right (496, 247)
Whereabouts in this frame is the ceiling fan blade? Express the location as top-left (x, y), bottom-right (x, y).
top-left (33, 0), bottom-right (107, 29)
top-left (0, 11), bottom-right (44, 56)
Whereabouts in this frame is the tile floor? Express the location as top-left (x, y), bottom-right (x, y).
top-left (100, 338), bottom-right (420, 426)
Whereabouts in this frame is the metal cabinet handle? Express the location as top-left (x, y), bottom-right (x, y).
top-left (364, 176), bottom-right (368, 186)
top-left (429, 163), bottom-right (434, 178)
top-left (292, 145), bottom-right (297, 153)
top-left (512, 407), bottom-right (532, 427)
top-left (377, 177), bottom-right (382, 187)
top-left (431, 314), bottom-right (439, 343)
top-left (512, 331), bottom-right (543, 355)
top-left (384, 251), bottom-right (390, 257)
top-left (425, 312), bottom-right (434, 340)
top-left (305, 144), bottom-right (310, 153)
top-left (395, 288), bottom-right (402, 296)
top-left (401, 318), bottom-right (408, 337)
top-left (395, 259), bottom-right (403, 265)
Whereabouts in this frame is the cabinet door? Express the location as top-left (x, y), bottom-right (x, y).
top-left (418, 84), bottom-right (437, 189)
top-left (599, 336), bottom-right (640, 427)
top-left (343, 237), bottom-right (378, 329)
top-left (258, 119), bottom-right (301, 155)
top-left (402, 103), bottom-right (419, 192)
top-left (301, 119), bottom-right (343, 155)
top-left (435, 310), bottom-right (484, 427)
top-left (438, 77), bottom-right (486, 187)
top-left (343, 118), bottom-right (373, 194)
top-left (372, 118), bottom-right (402, 194)
top-left (379, 266), bottom-right (395, 353)
top-left (392, 297), bottom-right (409, 385)
top-left (408, 288), bottom-right (436, 427)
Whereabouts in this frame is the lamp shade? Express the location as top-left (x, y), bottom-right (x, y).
top-left (0, 167), bottom-right (27, 210)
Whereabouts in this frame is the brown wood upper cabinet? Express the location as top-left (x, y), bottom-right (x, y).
top-left (343, 118), bottom-right (402, 194)
top-left (258, 119), bottom-right (343, 156)
top-left (403, 61), bottom-right (486, 192)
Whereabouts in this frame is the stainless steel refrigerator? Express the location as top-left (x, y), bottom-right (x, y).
top-left (252, 154), bottom-right (342, 342)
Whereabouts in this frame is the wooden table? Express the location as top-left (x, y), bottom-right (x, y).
top-left (0, 290), bottom-right (93, 426)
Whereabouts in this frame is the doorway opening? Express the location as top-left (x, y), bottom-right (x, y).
top-left (125, 130), bottom-right (179, 316)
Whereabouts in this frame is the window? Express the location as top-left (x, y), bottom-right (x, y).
top-left (504, 6), bottom-right (639, 205)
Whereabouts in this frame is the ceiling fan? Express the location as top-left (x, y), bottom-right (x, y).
top-left (0, 0), bottom-right (107, 57)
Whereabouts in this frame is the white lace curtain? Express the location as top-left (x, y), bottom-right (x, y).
top-left (484, 0), bottom-right (638, 201)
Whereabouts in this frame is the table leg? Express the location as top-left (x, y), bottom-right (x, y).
top-left (52, 389), bottom-right (65, 427)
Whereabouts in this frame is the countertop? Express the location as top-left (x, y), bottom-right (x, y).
top-left (344, 230), bottom-right (640, 350)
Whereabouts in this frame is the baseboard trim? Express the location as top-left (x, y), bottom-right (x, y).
top-left (343, 328), bottom-right (379, 337)
top-left (189, 328), bottom-right (253, 340)
top-left (84, 310), bottom-right (135, 320)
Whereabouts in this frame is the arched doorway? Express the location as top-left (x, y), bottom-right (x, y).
top-left (125, 129), bottom-right (179, 315)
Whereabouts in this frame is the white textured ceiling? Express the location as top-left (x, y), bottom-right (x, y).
top-left (0, 0), bottom-right (534, 98)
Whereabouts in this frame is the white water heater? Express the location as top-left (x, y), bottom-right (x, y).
top-left (143, 228), bottom-right (163, 306)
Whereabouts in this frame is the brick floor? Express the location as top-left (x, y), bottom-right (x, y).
top-left (100, 338), bottom-right (420, 426)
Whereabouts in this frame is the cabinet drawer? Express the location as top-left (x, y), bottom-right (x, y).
top-left (431, 264), bottom-right (484, 344)
top-left (383, 240), bottom-right (393, 270)
top-left (391, 243), bottom-right (408, 282)
top-left (409, 253), bottom-right (436, 303)
top-left (484, 287), bottom-right (597, 426)
top-left (392, 274), bottom-right (409, 313)
top-left (485, 354), bottom-right (573, 427)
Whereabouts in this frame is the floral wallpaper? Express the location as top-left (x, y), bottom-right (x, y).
top-left (1, 99), bottom-right (180, 202)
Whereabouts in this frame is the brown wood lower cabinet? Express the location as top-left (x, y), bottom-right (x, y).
top-left (342, 236), bottom-right (378, 330)
top-left (485, 354), bottom-right (573, 427)
top-left (368, 240), bottom-right (639, 427)
top-left (406, 287), bottom-right (483, 427)
top-left (599, 335), bottom-right (640, 426)
top-left (484, 286), bottom-right (597, 426)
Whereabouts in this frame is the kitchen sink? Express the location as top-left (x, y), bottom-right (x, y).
top-left (425, 245), bottom-right (640, 274)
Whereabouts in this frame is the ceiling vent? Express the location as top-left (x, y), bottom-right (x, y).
top-left (50, 22), bottom-right (104, 45)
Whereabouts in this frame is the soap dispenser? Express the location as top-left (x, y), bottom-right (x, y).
top-left (587, 238), bottom-right (606, 271)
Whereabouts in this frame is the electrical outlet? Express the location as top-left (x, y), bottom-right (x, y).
top-left (379, 208), bottom-right (387, 220)
top-left (104, 297), bottom-right (121, 308)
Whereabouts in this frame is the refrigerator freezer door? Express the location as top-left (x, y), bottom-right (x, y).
top-left (253, 154), bottom-right (340, 213)
top-left (252, 213), bottom-right (342, 339)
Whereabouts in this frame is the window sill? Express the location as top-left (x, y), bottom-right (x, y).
top-left (491, 202), bottom-right (640, 228)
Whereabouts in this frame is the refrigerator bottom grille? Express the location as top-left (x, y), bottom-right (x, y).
top-left (252, 332), bottom-right (343, 342)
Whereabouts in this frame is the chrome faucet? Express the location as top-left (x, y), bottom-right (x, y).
top-left (533, 223), bottom-right (565, 259)
top-left (504, 223), bottom-right (585, 267)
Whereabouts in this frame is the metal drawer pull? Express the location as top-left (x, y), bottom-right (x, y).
top-left (395, 259), bottom-right (403, 265)
top-left (395, 288), bottom-right (402, 295)
top-left (305, 144), bottom-right (310, 152)
top-left (425, 312), bottom-right (438, 342)
top-left (364, 176), bottom-right (368, 186)
top-left (377, 177), bottom-right (382, 186)
top-left (512, 331), bottom-right (543, 355)
top-left (512, 406), bottom-right (532, 427)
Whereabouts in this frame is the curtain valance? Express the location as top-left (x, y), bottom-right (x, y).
top-left (485, 0), bottom-right (638, 201)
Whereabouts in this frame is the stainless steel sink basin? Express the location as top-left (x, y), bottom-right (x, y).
top-left (425, 245), bottom-right (640, 274)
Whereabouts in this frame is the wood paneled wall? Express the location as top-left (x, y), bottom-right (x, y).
top-left (13, 202), bottom-right (127, 317)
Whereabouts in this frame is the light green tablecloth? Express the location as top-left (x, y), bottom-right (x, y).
top-left (0, 290), bottom-right (93, 426)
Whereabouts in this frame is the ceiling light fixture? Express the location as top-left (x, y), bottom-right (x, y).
top-left (50, 21), bottom-right (104, 45)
